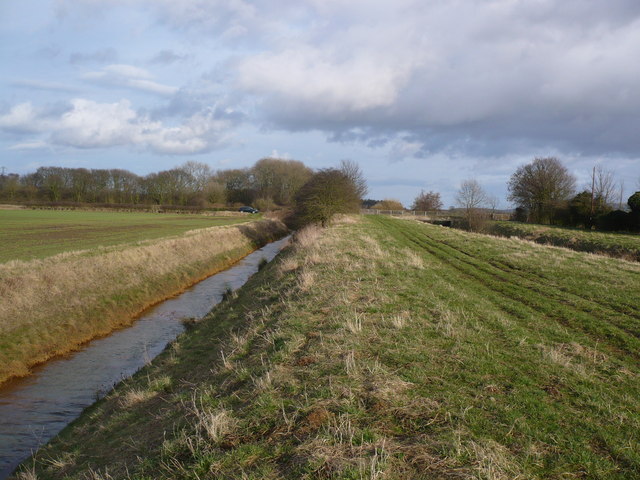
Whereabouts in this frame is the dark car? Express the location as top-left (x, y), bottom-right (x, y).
top-left (239, 206), bottom-right (259, 213)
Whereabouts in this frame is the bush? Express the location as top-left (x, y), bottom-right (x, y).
top-left (628, 192), bottom-right (640, 213)
top-left (254, 197), bottom-right (276, 212)
top-left (294, 169), bottom-right (361, 227)
top-left (512, 206), bottom-right (528, 222)
top-left (372, 199), bottom-right (404, 211)
top-left (597, 210), bottom-right (631, 232)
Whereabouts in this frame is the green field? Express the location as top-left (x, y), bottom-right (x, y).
top-left (0, 209), bottom-right (253, 262)
top-left (490, 221), bottom-right (640, 261)
top-left (21, 216), bottom-right (640, 479)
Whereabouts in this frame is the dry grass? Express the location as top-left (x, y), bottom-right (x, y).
top-left (14, 467), bottom-right (38, 480)
top-left (119, 388), bottom-right (157, 408)
top-left (191, 400), bottom-right (236, 442)
top-left (293, 224), bottom-right (323, 250)
top-left (0, 219), bottom-right (287, 385)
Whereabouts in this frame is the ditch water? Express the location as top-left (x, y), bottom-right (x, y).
top-left (0, 236), bottom-right (290, 479)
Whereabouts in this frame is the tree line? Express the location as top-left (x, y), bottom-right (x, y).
top-left (405, 157), bottom-right (638, 233)
top-left (0, 158), bottom-right (368, 228)
top-left (2, 156), bottom-right (637, 232)
top-left (0, 158), bottom-right (314, 210)
top-left (506, 157), bottom-right (639, 232)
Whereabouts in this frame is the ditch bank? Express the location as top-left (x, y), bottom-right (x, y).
top-left (0, 219), bottom-right (288, 386)
top-left (488, 221), bottom-right (640, 262)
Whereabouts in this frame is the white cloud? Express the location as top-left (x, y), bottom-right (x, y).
top-left (2, 99), bottom-right (233, 155)
top-left (82, 64), bottom-right (178, 96)
top-left (237, 46), bottom-right (411, 114)
top-left (0, 103), bottom-right (54, 133)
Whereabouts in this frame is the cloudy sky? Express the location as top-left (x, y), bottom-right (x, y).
top-left (1, 0), bottom-right (639, 207)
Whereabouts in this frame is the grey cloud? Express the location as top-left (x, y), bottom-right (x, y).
top-left (225, 0), bottom-right (640, 160)
top-left (149, 89), bottom-right (246, 126)
top-left (149, 50), bottom-right (188, 65)
top-left (69, 48), bottom-right (118, 65)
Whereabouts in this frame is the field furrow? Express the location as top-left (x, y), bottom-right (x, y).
top-left (373, 216), bottom-right (640, 358)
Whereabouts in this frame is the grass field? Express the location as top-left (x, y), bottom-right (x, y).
top-left (19, 215), bottom-right (640, 479)
top-left (489, 221), bottom-right (640, 261)
top-left (0, 209), bottom-right (253, 263)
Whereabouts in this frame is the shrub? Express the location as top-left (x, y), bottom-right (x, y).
top-left (597, 210), bottom-right (631, 232)
top-left (294, 169), bottom-right (361, 227)
top-left (628, 192), bottom-right (640, 213)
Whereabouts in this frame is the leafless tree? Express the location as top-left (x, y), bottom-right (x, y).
top-left (456, 179), bottom-right (489, 231)
top-left (488, 195), bottom-right (499, 215)
top-left (618, 180), bottom-right (625, 210)
top-left (456, 179), bottom-right (487, 211)
top-left (340, 159), bottom-right (368, 200)
top-left (411, 190), bottom-right (442, 211)
top-left (590, 165), bottom-right (616, 211)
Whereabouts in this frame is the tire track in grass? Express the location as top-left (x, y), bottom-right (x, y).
top-left (373, 216), bottom-right (640, 359)
top-left (415, 227), bottom-right (640, 340)
top-left (410, 226), bottom-right (640, 358)
top-left (424, 228), bottom-right (640, 324)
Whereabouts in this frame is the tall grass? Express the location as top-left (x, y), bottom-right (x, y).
top-left (0, 219), bottom-right (287, 385)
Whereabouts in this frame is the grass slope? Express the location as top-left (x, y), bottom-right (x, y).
top-left (489, 221), bottom-right (640, 261)
top-left (0, 219), bottom-right (287, 385)
top-left (0, 209), bottom-right (252, 263)
top-left (18, 216), bottom-right (640, 479)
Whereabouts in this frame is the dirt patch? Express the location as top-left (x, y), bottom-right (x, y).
top-left (295, 407), bottom-right (333, 437)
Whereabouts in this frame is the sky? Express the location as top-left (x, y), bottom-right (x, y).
top-left (1, 0), bottom-right (639, 208)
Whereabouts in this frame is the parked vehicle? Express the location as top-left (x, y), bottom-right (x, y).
top-left (239, 206), bottom-right (259, 213)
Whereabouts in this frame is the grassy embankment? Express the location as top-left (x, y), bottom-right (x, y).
top-left (0, 209), bottom-right (254, 263)
top-left (0, 210), bottom-right (286, 385)
top-left (489, 221), bottom-right (640, 261)
top-left (17, 215), bottom-right (640, 479)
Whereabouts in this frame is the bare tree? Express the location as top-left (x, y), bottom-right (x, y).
top-left (591, 165), bottom-right (616, 211)
top-left (456, 179), bottom-right (487, 211)
top-left (181, 161), bottom-right (213, 193)
top-left (618, 179), bottom-right (625, 210)
top-left (411, 190), bottom-right (443, 211)
top-left (252, 157), bottom-right (312, 205)
top-left (456, 179), bottom-right (489, 231)
top-left (340, 159), bottom-right (368, 200)
top-left (488, 195), bottom-right (500, 217)
top-left (508, 157), bottom-right (576, 224)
